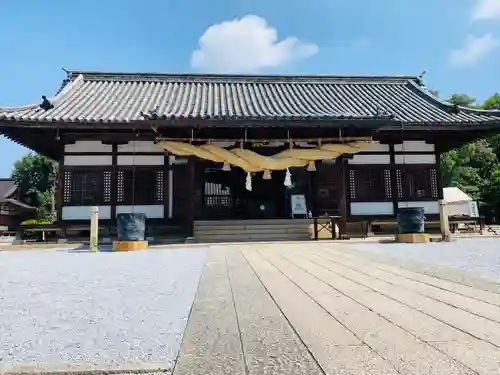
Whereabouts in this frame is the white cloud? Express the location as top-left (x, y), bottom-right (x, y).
top-left (472, 0), bottom-right (500, 21)
top-left (449, 34), bottom-right (500, 66)
top-left (191, 15), bottom-right (318, 73)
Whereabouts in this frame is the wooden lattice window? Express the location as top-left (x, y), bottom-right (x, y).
top-left (399, 167), bottom-right (437, 200)
top-left (117, 171), bottom-right (125, 203)
top-left (69, 171), bottom-right (103, 205)
top-left (384, 169), bottom-right (392, 199)
top-left (430, 169), bottom-right (439, 198)
top-left (63, 171), bottom-right (72, 203)
top-left (348, 170), bottom-right (356, 199)
top-left (349, 168), bottom-right (390, 201)
top-left (156, 170), bottom-right (164, 201)
top-left (120, 167), bottom-right (161, 205)
top-left (396, 169), bottom-right (403, 199)
top-left (103, 171), bottom-right (112, 203)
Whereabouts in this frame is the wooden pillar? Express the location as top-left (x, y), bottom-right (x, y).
top-left (389, 144), bottom-right (399, 217)
top-left (338, 157), bottom-right (348, 219)
top-left (163, 152), bottom-right (170, 221)
top-left (186, 157), bottom-right (196, 236)
top-left (57, 149), bottom-right (67, 238)
top-left (435, 145), bottom-right (444, 201)
top-left (310, 163), bottom-right (318, 217)
top-left (110, 143), bottom-right (118, 226)
top-left (338, 157), bottom-right (348, 236)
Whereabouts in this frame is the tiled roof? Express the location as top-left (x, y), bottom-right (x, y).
top-left (0, 71), bottom-right (499, 125)
top-left (0, 179), bottom-right (36, 210)
top-left (0, 179), bottom-right (17, 203)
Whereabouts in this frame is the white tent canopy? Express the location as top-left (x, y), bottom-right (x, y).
top-left (443, 187), bottom-right (472, 204)
top-left (443, 187), bottom-right (478, 217)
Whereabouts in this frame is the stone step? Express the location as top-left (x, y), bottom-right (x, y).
top-left (195, 232), bottom-right (311, 243)
top-left (194, 219), bottom-right (312, 227)
top-left (194, 219), bottom-right (314, 243)
top-left (195, 227), bottom-right (311, 236)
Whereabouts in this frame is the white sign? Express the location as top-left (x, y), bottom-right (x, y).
top-left (469, 201), bottom-right (479, 218)
top-left (291, 195), bottom-right (307, 215)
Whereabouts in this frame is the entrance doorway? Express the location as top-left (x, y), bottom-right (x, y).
top-left (199, 157), bottom-right (316, 220)
top-left (201, 165), bottom-right (289, 220)
top-left (233, 169), bottom-right (287, 219)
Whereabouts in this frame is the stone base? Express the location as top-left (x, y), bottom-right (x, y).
top-left (112, 240), bottom-right (149, 251)
top-left (396, 233), bottom-right (430, 244)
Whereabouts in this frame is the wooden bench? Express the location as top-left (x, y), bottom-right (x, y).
top-left (362, 219), bottom-right (442, 237)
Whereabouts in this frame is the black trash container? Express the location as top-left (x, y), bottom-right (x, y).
top-left (397, 207), bottom-right (425, 234)
top-left (116, 213), bottom-right (146, 241)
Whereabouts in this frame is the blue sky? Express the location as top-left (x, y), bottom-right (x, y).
top-left (1, 0), bottom-right (499, 177)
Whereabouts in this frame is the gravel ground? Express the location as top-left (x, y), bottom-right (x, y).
top-left (348, 238), bottom-right (500, 281)
top-left (0, 248), bottom-right (208, 372)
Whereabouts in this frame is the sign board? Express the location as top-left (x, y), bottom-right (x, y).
top-left (469, 201), bottom-right (479, 218)
top-left (291, 194), bottom-right (307, 215)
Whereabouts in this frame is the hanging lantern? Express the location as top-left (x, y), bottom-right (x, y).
top-left (306, 161), bottom-right (316, 172)
top-left (222, 162), bottom-right (231, 171)
top-left (263, 170), bottom-right (272, 180)
top-left (245, 172), bottom-right (252, 191)
top-left (284, 168), bottom-right (292, 187)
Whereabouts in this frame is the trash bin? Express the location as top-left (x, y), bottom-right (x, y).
top-left (397, 207), bottom-right (425, 234)
top-left (116, 213), bottom-right (146, 241)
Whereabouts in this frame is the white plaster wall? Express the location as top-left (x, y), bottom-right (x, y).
top-left (359, 142), bottom-right (390, 153)
top-left (117, 141), bottom-right (165, 153)
top-left (350, 202), bottom-right (394, 215)
top-left (398, 201), bottom-right (439, 214)
top-left (62, 206), bottom-right (111, 220)
top-left (117, 155), bottom-right (164, 166)
top-left (394, 141), bottom-right (435, 152)
top-left (64, 155), bottom-right (113, 166)
top-left (348, 154), bottom-right (391, 164)
top-left (169, 155), bottom-right (188, 165)
top-left (394, 154), bottom-right (436, 164)
top-left (64, 141), bottom-right (112, 153)
top-left (116, 205), bottom-right (164, 218)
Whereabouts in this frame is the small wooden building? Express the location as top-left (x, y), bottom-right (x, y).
top-left (0, 71), bottom-right (499, 240)
top-left (0, 179), bottom-right (37, 233)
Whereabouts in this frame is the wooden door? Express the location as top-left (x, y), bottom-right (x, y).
top-left (315, 162), bottom-right (344, 217)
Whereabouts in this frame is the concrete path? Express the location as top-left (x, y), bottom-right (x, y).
top-left (174, 243), bottom-right (500, 375)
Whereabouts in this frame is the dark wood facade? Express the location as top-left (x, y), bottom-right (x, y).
top-left (49, 136), bottom-right (443, 237)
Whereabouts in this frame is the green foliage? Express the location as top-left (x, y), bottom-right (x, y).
top-left (483, 94), bottom-right (500, 110)
top-left (11, 153), bottom-right (58, 221)
top-left (448, 93), bottom-right (476, 107)
top-left (440, 93), bottom-right (500, 221)
top-left (20, 219), bottom-right (52, 225)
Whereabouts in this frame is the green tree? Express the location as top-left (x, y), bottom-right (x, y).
top-left (428, 89), bottom-right (439, 97)
top-left (440, 93), bottom-right (500, 221)
top-left (448, 93), bottom-right (476, 107)
top-left (11, 153), bottom-right (58, 220)
top-left (441, 140), bottom-right (497, 199)
top-left (483, 93), bottom-right (500, 110)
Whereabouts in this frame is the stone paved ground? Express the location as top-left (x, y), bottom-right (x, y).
top-left (2, 242), bottom-right (500, 374)
top-left (348, 238), bottom-right (500, 281)
top-left (0, 248), bottom-right (208, 374)
top-left (173, 242), bottom-right (500, 375)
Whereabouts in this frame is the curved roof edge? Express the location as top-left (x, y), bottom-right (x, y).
top-left (66, 70), bottom-right (419, 84)
top-left (408, 80), bottom-right (500, 117)
top-left (0, 74), bottom-right (84, 113)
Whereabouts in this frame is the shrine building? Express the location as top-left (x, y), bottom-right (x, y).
top-left (1, 71), bottom-right (499, 241)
